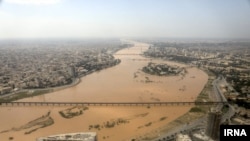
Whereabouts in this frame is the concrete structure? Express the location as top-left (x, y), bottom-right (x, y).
top-left (36, 132), bottom-right (97, 141)
top-left (176, 133), bottom-right (192, 141)
top-left (0, 87), bottom-right (12, 95)
top-left (205, 111), bottom-right (222, 140)
top-left (0, 101), bottom-right (227, 107)
top-left (192, 131), bottom-right (214, 141)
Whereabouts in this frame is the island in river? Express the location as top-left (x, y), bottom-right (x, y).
top-left (0, 41), bottom-right (208, 141)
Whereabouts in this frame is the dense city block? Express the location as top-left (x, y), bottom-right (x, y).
top-left (0, 40), bottom-right (131, 95)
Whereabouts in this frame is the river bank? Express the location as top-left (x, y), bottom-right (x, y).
top-left (0, 77), bottom-right (81, 102)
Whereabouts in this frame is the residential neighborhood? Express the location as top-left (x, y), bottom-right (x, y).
top-left (0, 40), bottom-right (126, 95)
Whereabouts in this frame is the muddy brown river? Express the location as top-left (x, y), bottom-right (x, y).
top-left (0, 41), bottom-right (208, 141)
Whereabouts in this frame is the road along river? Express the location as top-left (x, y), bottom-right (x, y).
top-left (0, 41), bottom-right (208, 141)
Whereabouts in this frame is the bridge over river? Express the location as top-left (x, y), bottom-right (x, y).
top-left (0, 101), bottom-right (229, 107)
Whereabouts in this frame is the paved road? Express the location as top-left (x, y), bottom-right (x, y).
top-left (153, 116), bottom-right (207, 141)
top-left (213, 76), bottom-right (236, 123)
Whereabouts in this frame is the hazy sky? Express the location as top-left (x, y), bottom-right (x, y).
top-left (0, 0), bottom-right (250, 39)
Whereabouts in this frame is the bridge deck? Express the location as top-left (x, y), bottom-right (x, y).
top-left (0, 101), bottom-right (228, 107)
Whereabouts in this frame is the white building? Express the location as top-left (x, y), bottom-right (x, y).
top-left (192, 131), bottom-right (214, 141)
top-left (37, 132), bottom-right (97, 141)
top-left (176, 133), bottom-right (192, 141)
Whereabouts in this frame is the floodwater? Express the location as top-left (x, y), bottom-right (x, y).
top-left (0, 41), bottom-right (208, 141)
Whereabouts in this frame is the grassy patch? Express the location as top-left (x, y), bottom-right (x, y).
top-left (222, 105), bottom-right (229, 113)
top-left (0, 89), bottom-right (52, 102)
top-left (59, 106), bottom-right (88, 119)
top-left (189, 107), bottom-right (204, 113)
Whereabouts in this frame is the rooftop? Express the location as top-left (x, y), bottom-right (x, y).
top-left (36, 132), bottom-right (97, 141)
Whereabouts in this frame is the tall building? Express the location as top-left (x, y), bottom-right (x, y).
top-left (37, 132), bottom-right (97, 141)
top-left (206, 111), bottom-right (222, 140)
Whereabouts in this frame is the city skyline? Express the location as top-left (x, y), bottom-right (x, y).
top-left (0, 0), bottom-right (250, 39)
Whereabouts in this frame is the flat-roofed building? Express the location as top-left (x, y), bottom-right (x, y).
top-left (176, 133), bottom-right (192, 141)
top-left (0, 87), bottom-right (12, 95)
top-left (36, 132), bottom-right (97, 141)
